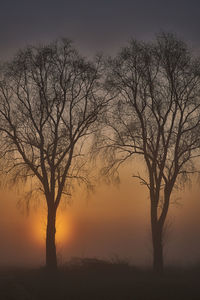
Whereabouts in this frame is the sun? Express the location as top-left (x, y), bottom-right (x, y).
top-left (56, 212), bottom-right (72, 244)
top-left (31, 210), bottom-right (72, 247)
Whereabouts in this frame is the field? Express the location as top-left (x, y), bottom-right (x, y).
top-left (0, 259), bottom-right (200, 300)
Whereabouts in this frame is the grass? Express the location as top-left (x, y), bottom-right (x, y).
top-left (0, 258), bottom-right (200, 300)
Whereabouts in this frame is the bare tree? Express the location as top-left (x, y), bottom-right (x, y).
top-left (0, 39), bottom-right (107, 270)
top-left (103, 33), bottom-right (200, 273)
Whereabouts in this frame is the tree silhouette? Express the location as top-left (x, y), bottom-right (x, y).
top-left (103, 33), bottom-right (200, 273)
top-left (0, 39), bottom-right (106, 270)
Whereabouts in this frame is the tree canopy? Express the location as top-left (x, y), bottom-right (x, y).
top-left (102, 33), bottom-right (200, 272)
top-left (0, 39), bottom-right (107, 269)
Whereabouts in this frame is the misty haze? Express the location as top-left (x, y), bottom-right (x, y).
top-left (1, 1), bottom-right (200, 300)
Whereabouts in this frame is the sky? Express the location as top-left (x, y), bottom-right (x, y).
top-left (1, 0), bottom-right (200, 60)
top-left (1, 0), bottom-right (200, 267)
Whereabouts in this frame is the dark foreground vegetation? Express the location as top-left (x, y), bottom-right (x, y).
top-left (0, 259), bottom-right (200, 300)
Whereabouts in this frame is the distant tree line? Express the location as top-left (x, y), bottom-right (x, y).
top-left (0, 33), bottom-right (200, 274)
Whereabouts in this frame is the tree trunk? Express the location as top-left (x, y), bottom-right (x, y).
top-left (46, 205), bottom-right (57, 271)
top-left (152, 223), bottom-right (164, 274)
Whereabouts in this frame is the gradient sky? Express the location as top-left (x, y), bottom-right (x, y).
top-left (1, 0), bottom-right (200, 60)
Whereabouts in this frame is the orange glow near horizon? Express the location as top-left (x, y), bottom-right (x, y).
top-left (1, 169), bottom-right (200, 267)
top-left (31, 210), bottom-right (72, 247)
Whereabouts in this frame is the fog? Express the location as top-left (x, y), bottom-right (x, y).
top-left (0, 165), bottom-right (200, 268)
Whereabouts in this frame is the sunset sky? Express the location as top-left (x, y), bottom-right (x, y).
top-left (1, 0), bottom-right (200, 268)
top-left (1, 164), bottom-right (200, 267)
